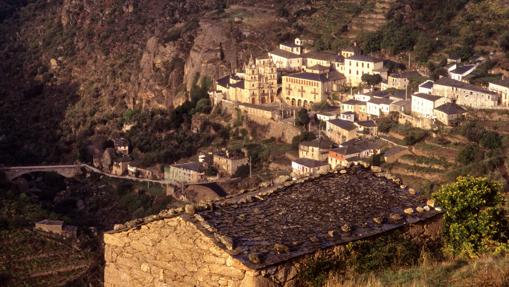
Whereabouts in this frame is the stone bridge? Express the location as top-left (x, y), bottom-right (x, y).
top-left (0, 165), bottom-right (82, 181)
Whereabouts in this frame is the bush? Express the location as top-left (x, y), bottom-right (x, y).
top-left (456, 143), bottom-right (483, 165)
top-left (291, 132), bottom-right (316, 149)
top-left (500, 32), bottom-right (509, 52)
top-left (480, 131), bottom-right (502, 150)
top-left (377, 117), bottom-right (396, 133)
top-left (403, 129), bottom-right (428, 145)
top-left (434, 176), bottom-right (509, 257)
top-left (296, 109), bottom-right (310, 127)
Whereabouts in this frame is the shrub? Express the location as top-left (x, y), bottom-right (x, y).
top-left (480, 131), bottom-right (502, 150)
top-left (291, 132), bottom-right (316, 149)
top-left (500, 32), bottom-right (509, 52)
top-left (296, 108), bottom-right (310, 127)
top-left (456, 143), bottom-right (483, 165)
top-left (434, 176), bottom-right (509, 257)
top-left (403, 129), bottom-right (428, 145)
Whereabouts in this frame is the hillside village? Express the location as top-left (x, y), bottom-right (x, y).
top-left (2, 1), bottom-right (509, 286)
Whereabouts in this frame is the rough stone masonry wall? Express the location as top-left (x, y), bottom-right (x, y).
top-left (104, 216), bottom-right (254, 287)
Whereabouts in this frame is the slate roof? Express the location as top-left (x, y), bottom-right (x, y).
top-left (191, 167), bottom-right (437, 269)
top-left (328, 119), bottom-right (357, 131)
top-left (435, 77), bottom-right (496, 95)
top-left (332, 138), bottom-right (382, 155)
top-left (390, 71), bottom-right (422, 79)
top-left (269, 48), bottom-right (302, 59)
top-left (293, 158), bottom-right (329, 168)
top-left (346, 54), bottom-right (382, 63)
top-left (303, 51), bottom-right (343, 62)
top-left (434, 102), bottom-right (467, 115)
top-left (342, 99), bottom-right (365, 106)
top-left (300, 138), bottom-right (335, 149)
top-left (172, 162), bottom-right (204, 173)
top-left (449, 65), bottom-right (475, 75)
top-left (419, 80), bottom-right (434, 89)
top-left (369, 97), bottom-right (393, 105)
top-left (356, 120), bottom-right (377, 128)
top-left (285, 72), bottom-right (341, 82)
top-left (412, 93), bottom-right (443, 102)
top-left (490, 78), bottom-right (509, 88)
top-left (216, 75), bottom-right (244, 89)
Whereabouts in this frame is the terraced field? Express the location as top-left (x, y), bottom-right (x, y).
top-left (0, 229), bottom-right (92, 286)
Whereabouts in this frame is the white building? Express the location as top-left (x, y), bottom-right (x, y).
top-left (433, 77), bottom-right (498, 108)
top-left (488, 79), bottom-right (509, 107)
top-left (291, 158), bottom-right (330, 177)
top-left (366, 97), bottom-right (393, 117)
top-left (411, 93), bottom-right (448, 118)
top-left (343, 55), bottom-right (385, 86)
top-left (418, 80), bottom-right (434, 94)
top-left (448, 64), bottom-right (476, 81)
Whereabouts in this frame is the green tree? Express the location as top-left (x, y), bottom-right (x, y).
top-left (361, 74), bottom-right (382, 88)
top-left (456, 143), bottom-right (483, 165)
top-left (358, 31), bottom-right (382, 53)
top-left (434, 176), bottom-right (509, 257)
top-left (414, 34), bottom-right (436, 63)
top-left (296, 109), bottom-right (311, 127)
top-left (480, 131), bottom-right (502, 150)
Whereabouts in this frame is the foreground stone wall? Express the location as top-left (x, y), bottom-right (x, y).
top-left (104, 216), bottom-right (256, 287)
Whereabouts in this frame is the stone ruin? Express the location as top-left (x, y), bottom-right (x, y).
top-left (103, 165), bottom-right (441, 287)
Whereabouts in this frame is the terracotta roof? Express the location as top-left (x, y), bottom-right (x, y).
top-left (434, 102), bottom-right (467, 115)
top-left (191, 167), bottom-right (437, 269)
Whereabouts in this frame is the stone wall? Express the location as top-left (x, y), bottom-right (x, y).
top-left (104, 216), bottom-right (277, 287)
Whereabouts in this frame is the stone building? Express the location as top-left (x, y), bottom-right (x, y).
top-left (164, 162), bottom-right (205, 184)
top-left (104, 167), bottom-right (440, 287)
top-left (213, 150), bottom-right (249, 176)
top-left (291, 158), bottom-right (330, 176)
top-left (488, 79), bottom-right (509, 107)
top-left (282, 70), bottom-right (345, 108)
top-left (35, 219), bottom-right (77, 238)
top-left (113, 137), bottom-right (130, 156)
top-left (343, 55), bottom-right (385, 86)
top-left (325, 119), bottom-right (358, 144)
top-left (215, 57), bottom-right (277, 105)
top-left (384, 71), bottom-right (423, 90)
top-left (298, 138), bottom-right (335, 161)
top-left (432, 77), bottom-right (498, 108)
top-left (433, 102), bottom-right (467, 126)
top-left (411, 93), bottom-right (448, 118)
top-left (328, 138), bottom-right (382, 168)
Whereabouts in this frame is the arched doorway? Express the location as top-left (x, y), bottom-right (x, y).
top-left (297, 99), bottom-right (302, 107)
top-left (303, 100), bottom-right (308, 108)
top-left (291, 98), bottom-right (296, 106)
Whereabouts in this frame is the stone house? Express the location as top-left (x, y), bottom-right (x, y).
top-left (213, 150), bottom-right (249, 176)
top-left (282, 70), bottom-right (345, 109)
top-left (35, 219), bottom-right (77, 238)
top-left (418, 80), bottom-right (434, 94)
top-left (103, 167), bottom-right (440, 287)
top-left (488, 79), bottom-right (509, 107)
top-left (164, 162), bottom-right (206, 184)
top-left (356, 120), bottom-right (378, 136)
top-left (112, 159), bottom-right (130, 176)
top-left (325, 119), bottom-right (358, 144)
top-left (385, 71), bottom-right (423, 90)
top-left (390, 99), bottom-right (411, 114)
top-left (433, 102), bottom-right (467, 126)
top-left (343, 55), bottom-right (385, 86)
top-left (298, 138), bottom-right (335, 161)
top-left (411, 93), bottom-right (448, 118)
top-left (303, 51), bottom-right (343, 69)
top-left (432, 77), bottom-right (498, 108)
top-left (341, 99), bottom-right (368, 121)
top-left (328, 138), bottom-right (382, 168)
top-left (291, 158), bottom-right (330, 176)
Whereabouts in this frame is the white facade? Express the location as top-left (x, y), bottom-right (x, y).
top-left (317, 113), bottom-right (339, 122)
top-left (354, 94), bottom-right (371, 102)
top-left (268, 52), bottom-right (303, 71)
top-left (488, 81), bottom-right (509, 107)
top-left (411, 94), bottom-right (447, 118)
top-left (344, 56), bottom-right (384, 86)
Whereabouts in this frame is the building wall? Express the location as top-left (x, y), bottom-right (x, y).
top-left (35, 223), bottom-right (63, 234)
top-left (165, 166), bottom-right (204, 184)
top-left (268, 53), bottom-right (302, 71)
top-left (433, 84), bottom-right (498, 108)
top-left (213, 155), bottom-right (249, 176)
top-left (291, 162), bottom-right (330, 176)
top-left (244, 59), bottom-right (278, 105)
top-left (344, 59), bottom-right (383, 86)
top-left (387, 76), bottom-right (408, 90)
top-left (488, 83), bottom-right (509, 106)
top-left (411, 97), bottom-right (436, 118)
top-left (282, 76), bottom-right (326, 108)
top-left (326, 124), bottom-right (357, 144)
top-left (104, 217), bottom-right (255, 287)
top-left (299, 145), bottom-right (329, 161)
top-left (434, 110), bottom-right (462, 126)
